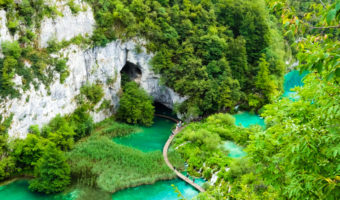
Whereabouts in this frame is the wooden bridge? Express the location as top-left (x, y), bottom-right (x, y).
top-left (155, 114), bottom-right (205, 193)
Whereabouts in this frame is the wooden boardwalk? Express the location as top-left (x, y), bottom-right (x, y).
top-left (156, 114), bottom-right (205, 193)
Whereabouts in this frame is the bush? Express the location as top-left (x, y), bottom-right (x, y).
top-left (29, 144), bottom-right (71, 194)
top-left (43, 115), bottom-right (75, 151)
top-left (80, 83), bottom-right (104, 105)
top-left (116, 82), bottom-right (154, 126)
top-left (69, 106), bottom-right (94, 140)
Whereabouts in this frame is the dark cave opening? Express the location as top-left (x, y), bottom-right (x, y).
top-left (120, 61), bottom-right (142, 85)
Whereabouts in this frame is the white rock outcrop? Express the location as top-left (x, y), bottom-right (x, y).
top-left (39, 1), bottom-right (95, 48)
top-left (0, 4), bottom-right (185, 138)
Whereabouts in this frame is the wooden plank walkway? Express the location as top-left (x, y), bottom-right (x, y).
top-left (155, 114), bottom-right (205, 193)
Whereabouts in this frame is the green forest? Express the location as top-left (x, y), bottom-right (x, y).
top-left (0, 0), bottom-right (339, 199)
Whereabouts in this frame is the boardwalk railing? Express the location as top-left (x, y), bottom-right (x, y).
top-left (156, 114), bottom-right (205, 193)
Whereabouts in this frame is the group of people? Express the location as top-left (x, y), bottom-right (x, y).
top-left (175, 121), bottom-right (183, 131)
top-left (171, 121), bottom-right (183, 136)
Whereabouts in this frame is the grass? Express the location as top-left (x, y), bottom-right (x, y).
top-left (94, 118), bottom-right (139, 138)
top-left (67, 118), bottom-right (178, 193)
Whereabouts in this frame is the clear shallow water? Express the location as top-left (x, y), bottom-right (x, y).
top-left (114, 117), bottom-right (174, 152)
top-left (233, 112), bottom-right (265, 128)
top-left (112, 178), bottom-right (205, 200)
top-left (282, 70), bottom-right (308, 98)
top-left (222, 141), bottom-right (247, 158)
top-left (0, 180), bottom-right (77, 200)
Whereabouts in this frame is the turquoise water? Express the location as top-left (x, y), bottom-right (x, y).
top-left (282, 70), bottom-right (308, 98)
top-left (229, 70), bottom-right (307, 158)
top-left (222, 141), bottom-right (247, 158)
top-left (114, 117), bottom-right (174, 152)
top-left (112, 178), bottom-right (204, 200)
top-left (229, 112), bottom-right (264, 158)
top-left (0, 180), bottom-right (77, 200)
top-left (233, 112), bottom-right (265, 128)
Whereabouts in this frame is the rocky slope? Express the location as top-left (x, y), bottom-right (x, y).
top-left (0, 1), bottom-right (185, 138)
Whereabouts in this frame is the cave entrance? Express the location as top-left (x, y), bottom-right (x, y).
top-left (120, 61), bottom-right (142, 85)
top-left (153, 101), bottom-right (177, 118)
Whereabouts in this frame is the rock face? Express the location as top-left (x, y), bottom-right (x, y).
top-left (0, 4), bottom-right (185, 138)
top-left (39, 0), bottom-right (95, 48)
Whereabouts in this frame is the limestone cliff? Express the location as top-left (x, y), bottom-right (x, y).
top-left (0, 1), bottom-right (185, 138)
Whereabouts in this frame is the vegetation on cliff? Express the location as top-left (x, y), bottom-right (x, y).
top-left (86, 0), bottom-right (286, 116)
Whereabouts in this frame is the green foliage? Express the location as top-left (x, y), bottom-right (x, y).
top-left (1, 41), bottom-right (21, 59)
top-left (69, 106), bottom-right (94, 141)
top-left (249, 54), bottom-right (279, 109)
top-left (86, 0), bottom-right (285, 116)
top-left (67, 135), bottom-right (174, 192)
top-left (0, 114), bottom-right (15, 181)
top-left (67, 0), bottom-right (81, 14)
top-left (0, 41), bottom-right (70, 100)
top-left (0, 1), bottom-right (70, 99)
top-left (96, 99), bottom-right (111, 112)
top-left (42, 115), bottom-right (75, 151)
top-left (0, 157), bottom-right (16, 181)
top-left (174, 113), bottom-right (255, 178)
top-left (94, 117), bottom-right (137, 138)
top-left (29, 144), bottom-right (71, 194)
top-left (11, 134), bottom-right (50, 170)
top-left (79, 83), bottom-right (104, 106)
top-left (266, 0), bottom-right (339, 80)
top-left (116, 82), bottom-right (154, 126)
top-left (55, 59), bottom-right (69, 83)
top-left (246, 73), bottom-right (340, 199)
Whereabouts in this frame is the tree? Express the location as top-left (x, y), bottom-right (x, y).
top-left (69, 105), bottom-right (94, 141)
top-left (247, 74), bottom-right (340, 199)
top-left (116, 82), bottom-right (154, 126)
top-left (266, 0), bottom-right (340, 80)
top-left (11, 134), bottom-right (49, 170)
top-left (29, 144), bottom-right (71, 194)
top-left (43, 115), bottom-right (75, 151)
top-left (253, 54), bottom-right (278, 108)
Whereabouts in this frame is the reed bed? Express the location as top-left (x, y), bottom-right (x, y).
top-left (67, 135), bottom-right (176, 193)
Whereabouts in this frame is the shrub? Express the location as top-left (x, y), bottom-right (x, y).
top-left (116, 82), bottom-right (154, 126)
top-left (29, 144), bottom-right (71, 194)
top-left (69, 106), bottom-right (94, 141)
top-left (80, 83), bottom-right (104, 105)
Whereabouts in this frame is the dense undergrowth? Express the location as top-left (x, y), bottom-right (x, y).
top-left (173, 113), bottom-right (261, 179)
